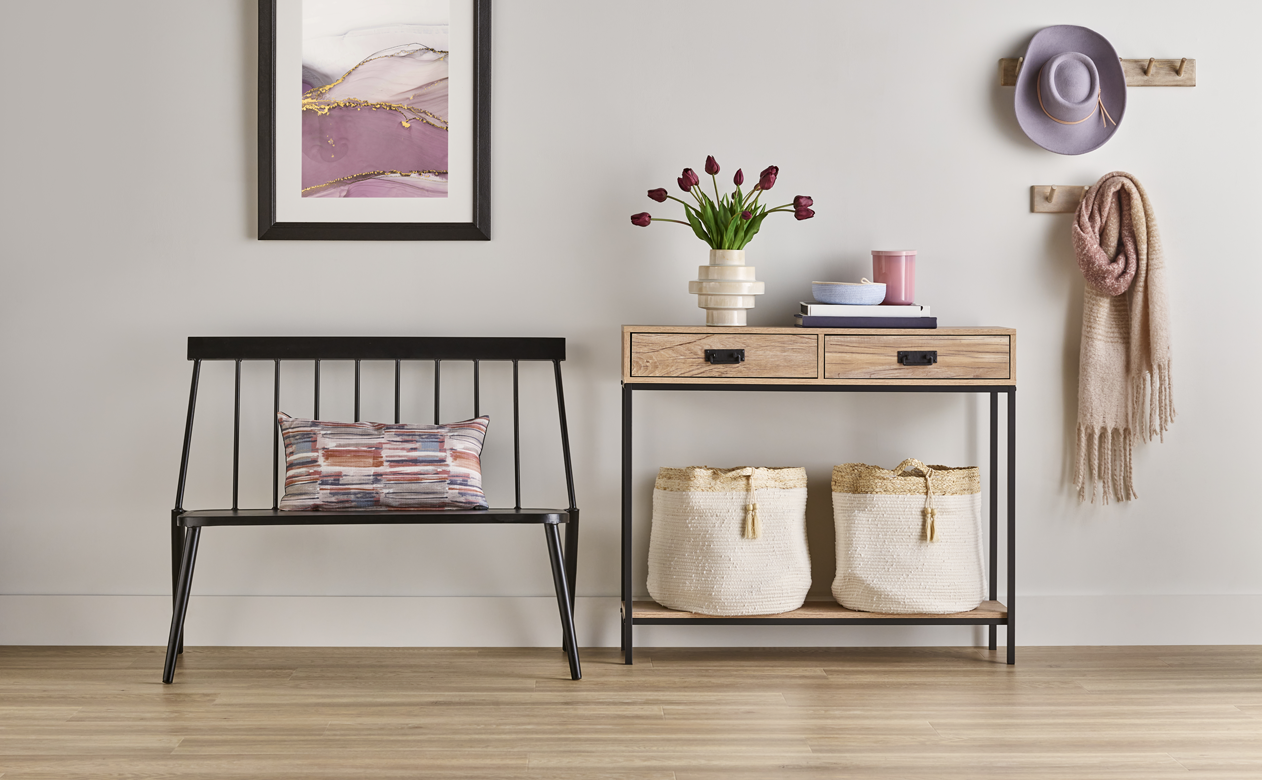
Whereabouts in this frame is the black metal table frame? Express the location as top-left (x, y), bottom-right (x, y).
top-left (620, 382), bottom-right (1017, 665)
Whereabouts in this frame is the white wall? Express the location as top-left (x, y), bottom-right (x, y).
top-left (2, 0), bottom-right (1260, 648)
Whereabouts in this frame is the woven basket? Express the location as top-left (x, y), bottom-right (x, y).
top-left (647, 466), bottom-right (811, 616)
top-left (831, 459), bottom-right (986, 614)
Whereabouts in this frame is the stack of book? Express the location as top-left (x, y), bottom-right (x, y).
top-left (794, 302), bottom-right (936, 329)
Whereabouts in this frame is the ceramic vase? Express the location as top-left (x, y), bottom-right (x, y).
top-left (687, 250), bottom-right (765, 326)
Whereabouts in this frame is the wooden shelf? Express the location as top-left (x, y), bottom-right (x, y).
top-left (631, 600), bottom-right (1007, 624)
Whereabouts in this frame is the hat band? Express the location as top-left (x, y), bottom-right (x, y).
top-left (1037, 64), bottom-right (1117, 129)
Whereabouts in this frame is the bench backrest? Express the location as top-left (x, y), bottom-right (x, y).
top-left (174, 337), bottom-right (575, 513)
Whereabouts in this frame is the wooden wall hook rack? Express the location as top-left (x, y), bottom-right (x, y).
top-left (1030, 185), bottom-right (1087, 213)
top-left (999, 57), bottom-right (1196, 87)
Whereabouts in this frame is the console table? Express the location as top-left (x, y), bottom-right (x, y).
top-left (620, 325), bottom-right (1017, 664)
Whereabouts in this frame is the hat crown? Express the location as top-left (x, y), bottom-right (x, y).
top-left (1039, 52), bottom-right (1101, 123)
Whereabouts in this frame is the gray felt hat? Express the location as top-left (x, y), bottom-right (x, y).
top-left (1015, 25), bottom-right (1126, 155)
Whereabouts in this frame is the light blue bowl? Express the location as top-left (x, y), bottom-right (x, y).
top-left (812, 280), bottom-right (887, 305)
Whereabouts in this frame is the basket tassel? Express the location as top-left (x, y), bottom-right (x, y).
top-left (742, 468), bottom-right (760, 539)
top-left (744, 502), bottom-right (760, 539)
top-left (922, 467), bottom-right (939, 542)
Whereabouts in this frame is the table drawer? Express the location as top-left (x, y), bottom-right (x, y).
top-left (630, 332), bottom-right (818, 379)
top-left (825, 335), bottom-right (1010, 380)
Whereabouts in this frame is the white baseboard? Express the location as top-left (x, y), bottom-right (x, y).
top-left (1, 594), bottom-right (1259, 647)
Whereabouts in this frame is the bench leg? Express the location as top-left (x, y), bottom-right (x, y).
top-left (162, 527), bottom-right (201, 684)
top-left (561, 511), bottom-right (579, 654)
top-left (544, 523), bottom-right (581, 680)
top-left (171, 525), bottom-right (184, 655)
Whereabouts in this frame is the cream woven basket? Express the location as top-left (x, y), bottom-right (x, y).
top-left (831, 459), bottom-right (986, 614)
top-left (647, 466), bottom-right (811, 616)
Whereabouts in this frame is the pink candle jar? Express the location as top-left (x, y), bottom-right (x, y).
top-left (871, 250), bottom-right (917, 305)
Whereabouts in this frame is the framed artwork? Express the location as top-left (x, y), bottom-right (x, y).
top-left (259, 0), bottom-right (490, 240)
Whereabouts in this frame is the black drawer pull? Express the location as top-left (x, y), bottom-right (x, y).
top-left (705, 349), bottom-right (745, 365)
top-left (898, 350), bottom-right (938, 367)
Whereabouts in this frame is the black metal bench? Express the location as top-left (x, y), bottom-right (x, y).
top-left (163, 337), bottom-right (581, 682)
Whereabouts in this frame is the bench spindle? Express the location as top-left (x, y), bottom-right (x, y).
top-left (394, 360), bottom-right (401, 424)
top-left (354, 360), bottom-right (361, 422)
top-left (474, 360), bottom-right (480, 417)
top-left (313, 359), bottom-right (321, 419)
top-left (434, 360), bottom-right (441, 424)
top-left (553, 360), bottom-right (577, 512)
top-left (174, 360), bottom-right (202, 513)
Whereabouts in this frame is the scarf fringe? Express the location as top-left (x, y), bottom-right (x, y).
top-left (1132, 360), bottom-right (1176, 443)
top-left (1075, 358), bottom-right (1171, 504)
top-left (1074, 424), bottom-right (1136, 504)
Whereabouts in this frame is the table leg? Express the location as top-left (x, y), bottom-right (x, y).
top-left (1007, 389), bottom-right (1017, 665)
top-left (621, 384), bottom-right (634, 664)
top-left (989, 391), bottom-right (998, 652)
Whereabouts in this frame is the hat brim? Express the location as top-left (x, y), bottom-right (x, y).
top-left (1015, 25), bottom-right (1126, 155)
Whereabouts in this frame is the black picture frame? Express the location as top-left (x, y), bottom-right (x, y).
top-left (258, 0), bottom-right (491, 241)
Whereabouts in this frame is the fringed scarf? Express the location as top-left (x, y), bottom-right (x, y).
top-left (1071, 171), bottom-right (1175, 503)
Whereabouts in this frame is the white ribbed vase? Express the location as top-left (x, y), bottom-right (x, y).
top-left (687, 249), bottom-right (765, 326)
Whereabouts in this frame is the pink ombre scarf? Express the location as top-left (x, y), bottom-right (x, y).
top-left (1071, 172), bottom-right (1175, 503)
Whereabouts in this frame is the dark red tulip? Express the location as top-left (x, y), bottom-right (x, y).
top-left (758, 165), bottom-right (779, 191)
top-left (793, 195), bottom-right (813, 208)
top-left (705, 156), bottom-right (720, 176)
top-left (733, 169), bottom-right (744, 186)
top-left (741, 210), bottom-right (752, 220)
top-left (647, 188), bottom-right (668, 202)
top-left (793, 207), bottom-right (815, 221)
top-left (630, 212), bottom-right (652, 227)
top-left (682, 168), bottom-right (700, 188)
top-left (677, 176), bottom-right (692, 192)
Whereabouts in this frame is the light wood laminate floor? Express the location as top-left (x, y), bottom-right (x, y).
top-left (1, 645), bottom-right (1260, 778)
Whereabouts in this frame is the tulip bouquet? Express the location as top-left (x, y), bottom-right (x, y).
top-left (630, 156), bottom-right (814, 249)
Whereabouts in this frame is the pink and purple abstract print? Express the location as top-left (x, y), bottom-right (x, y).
top-left (277, 414), bottom-right (490, 510)
top-left (301, 2), bottom-right (450, 198)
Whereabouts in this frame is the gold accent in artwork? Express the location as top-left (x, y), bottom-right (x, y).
top-left (302, 44), bottom-right (450, 131)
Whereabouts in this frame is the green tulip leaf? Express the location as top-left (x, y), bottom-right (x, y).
top-left (685, 207), bottom-right (713, 247)
top-left (699, 201), bottom-right (719, 244)
top-left (738, 210), bottom-right (768, 249)
top-left (723, 212), bottom-right (740, 249)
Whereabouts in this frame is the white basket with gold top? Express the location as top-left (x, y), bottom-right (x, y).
top-left (647, 466), bottom-right (811, 616)
top-left (831, 459), bottom-right (986, 614)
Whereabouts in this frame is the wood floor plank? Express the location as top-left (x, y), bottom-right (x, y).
top-left (1, 645), bottom-right (1259, 779)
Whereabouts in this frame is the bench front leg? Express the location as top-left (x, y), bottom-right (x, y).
top-left (162, 527), bottom-right (201, 684)
top-left (561, 510), bottom-right (579, 653)
top-left (171, 522), bottom-right (184, 654)
top-left (544, 522), bottom-right (581, 680)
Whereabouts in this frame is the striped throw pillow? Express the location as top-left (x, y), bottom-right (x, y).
top-left (277, 413), bottom-right (490, 511)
